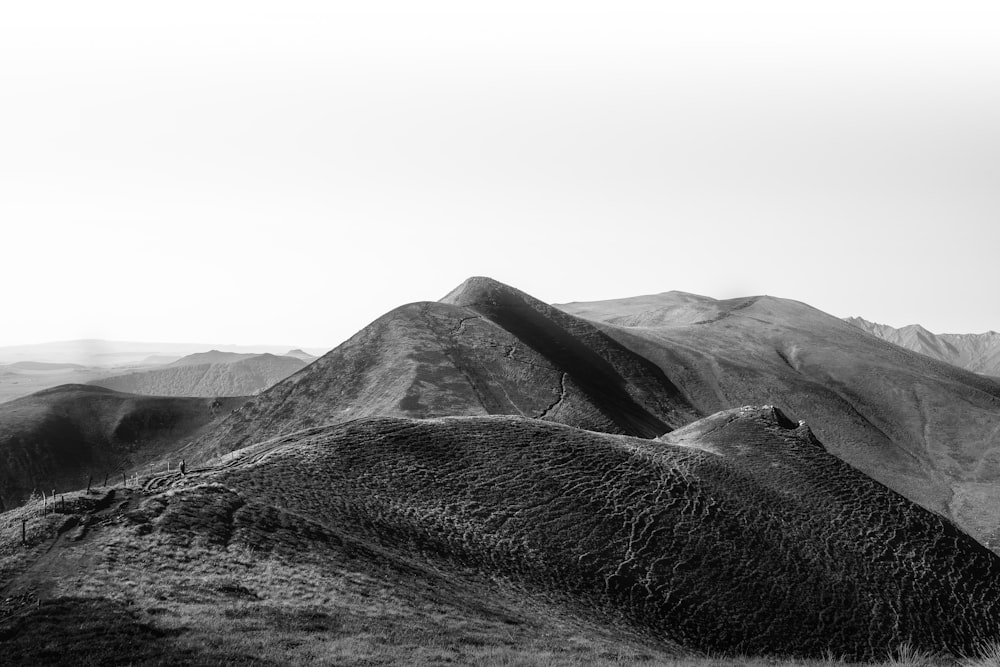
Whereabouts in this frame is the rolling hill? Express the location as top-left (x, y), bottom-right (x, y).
top-left (3, 408), bottom-right (999, 662)
top-left (558, 290), bottom-right (1000, 550)
top-left (89, 354), bottom-right (306, 398)
top-left (845, 316), bottom-right (1000, 376)
top-left (0, 385), bottom-right (247, 511)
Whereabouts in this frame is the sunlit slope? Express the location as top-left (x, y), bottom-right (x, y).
top-left (141, 411), bottom-right (1000, 659)
top-left (189, 278), bottom-right (699, 462)
top-left (90, 354), bottom-right (305, 397)
top-left (0, 385), bottom-right (246, 510)
top-left (846, 316), bottom-right (1000, 376)
top-left (559, 291), bottom-right (1000, 549)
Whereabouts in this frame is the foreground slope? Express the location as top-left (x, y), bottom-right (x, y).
top-left (189, 277), bottom-right (699, 461)
top-left (846, 316), bottom-right (1000, 376)
top-left (4, 410), bottom-right (998, 662)
top-left (90, 354), bottom-right (306, 398)
top-left (0, 385), bottom-right (246, 510)
top-left (559, 291), bottom-right (1000, 549)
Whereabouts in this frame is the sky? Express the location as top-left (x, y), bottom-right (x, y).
top-left (2, 1), bottom-right (998, 350)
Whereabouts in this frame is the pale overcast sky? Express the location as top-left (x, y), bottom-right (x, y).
top-left (2, 1), bottom-right (998, 349)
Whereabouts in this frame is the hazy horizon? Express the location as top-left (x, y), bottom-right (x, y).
top-left (3, 1), bottom-right (998, 348)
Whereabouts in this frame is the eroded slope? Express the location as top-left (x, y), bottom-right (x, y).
top-left (127, 412), bottom-right (1000, 659)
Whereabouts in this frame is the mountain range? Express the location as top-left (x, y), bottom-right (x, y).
top-left (89, 352), bottom-right (307, 398)
top-left (845, 316), bottom-right (1000, 377)
top-left (3, 277), bottom-right (1000, 663)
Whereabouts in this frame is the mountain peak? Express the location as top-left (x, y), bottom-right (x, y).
top-left (439, 276), bottom-right (520, 306)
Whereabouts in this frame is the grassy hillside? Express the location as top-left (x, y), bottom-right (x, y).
top-left (2, 410), bottom-right (998, 663)
top-left (90, 354), bottom-right (305, 398)
top-left (188, 278), bottom-right (699, 462)
top-left (558, 291), bottom-right (1000, 550)
top-left (0, 385), bottom-right (247, 510)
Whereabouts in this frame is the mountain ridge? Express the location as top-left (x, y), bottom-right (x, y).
top-left (845, 315), bottom-right (1000, 375)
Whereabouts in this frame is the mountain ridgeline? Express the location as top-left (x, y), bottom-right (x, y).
top-left (188, 277), bottom-right (700, 462)
top-left (89, 353), bottom-right (306, 398)
top-left (845, 315), bottom-right (1000, 377)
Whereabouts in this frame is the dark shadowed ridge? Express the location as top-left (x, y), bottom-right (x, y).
top-left (558, 291), bottom-right (1000, 549)
top-left (186, 277), bottom-right (700, 462)
top-left (124, 409), bottom-right (1000, 660)
top-left (0, 385), bottom-right (247, 510)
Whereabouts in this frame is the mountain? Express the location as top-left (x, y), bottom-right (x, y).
top-left (845, 316), bottom-right (1000, 376)
top-left (3, 408), bottom-right (999, 662)
top-left (89, 354), bottom-right (306, 398)
top-left (166, 350), bottom-right (261, 367)
top-left (2, 361), bottom-right (86, 371)
top-left (283, 348), bottom-right (317, 362)
top-left (0, 340), bottom-right (326, 367)
top-left (186, 277), bottom-right (700, 462)
top-left (0, 385), bottom-right (247, 511)
top-left (557, 290), bottom-right (1000, 549)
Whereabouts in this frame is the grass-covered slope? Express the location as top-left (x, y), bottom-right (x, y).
top-left (89, 354), bottom-right (305, 398)
top-left (189, 278), bottom-right (699, 462)
top-left (559, 291), bottom-right (1000, 549)
top-left (50, 411), bottom-right (991, 660)
top-left (0, 385), bottom-right (246, 510)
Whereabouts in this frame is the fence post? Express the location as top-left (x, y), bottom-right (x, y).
top-left (22, 519), bottom-right (27, 544)
top-left (87, 476), bottom-right (92, 493)
top-left (122, 472), bottom-right (127, 488)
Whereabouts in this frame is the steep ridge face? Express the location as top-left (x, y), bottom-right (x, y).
top-left (189, 278), bottom-right (699, 462)
top-left (89, 354), bottom-right (305, 397)
top-left (558, 292), bottom-right (1000, 549)
top-left (0, 385), bottom-right (246, 510)
top-left (118, 412), bottom-right (1000, 659)
top-left (846, 316), bottom-right (1000, 376)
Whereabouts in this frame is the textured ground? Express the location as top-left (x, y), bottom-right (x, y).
top-left (0, 385), bottom-right (247, 511)
top-left (558, 290), bottom-right (1000, 550)
top-left (5, 410), bottom-right (996, 662)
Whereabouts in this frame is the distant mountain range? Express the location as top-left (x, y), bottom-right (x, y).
top-left (89, 352), bottom-right (307, 397)
top-left (5, 278), bottom-right (1000, 662)
top-left (0, 339), bottom-right (327, 367)
top-left (0, 385), bottom-right (246, 510)
top-left (845, 316), bottom-right (1000, 376)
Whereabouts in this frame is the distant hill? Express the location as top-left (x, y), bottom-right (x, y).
top-left (166, 350), bottom-right (261, 367)
top-left (0, 340), bottom-right (325, 367)
top-left (283, 348), bottom-right (317, 362)
top-left (0, 385), bottom-right (246, 510)
top-left (90, 354), bottom-right (305, 398)
top-left (845, 316), bottom-right (1000, 375)
top-left (2, 361), bottom-right (87, 371)
top-left (187, 277), bottom-right (700, 462)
